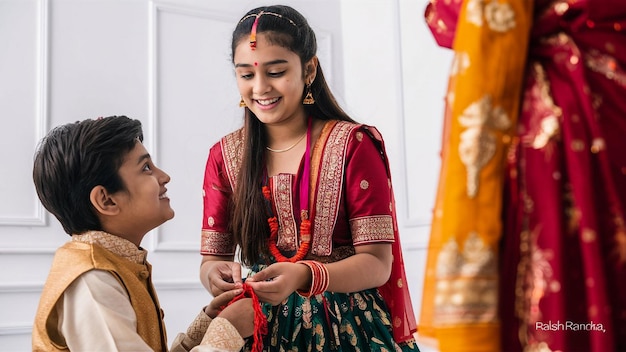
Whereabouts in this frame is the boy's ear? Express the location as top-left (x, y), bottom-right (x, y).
top-left (89, 185), bottom-right (119, 216)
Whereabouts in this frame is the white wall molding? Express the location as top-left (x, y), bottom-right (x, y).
top-left (0, 0), bottom-right (49, 227)
top-left (148, 1), bottom-right (236, 252)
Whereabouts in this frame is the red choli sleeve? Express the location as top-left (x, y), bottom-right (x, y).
top-left (344, 127), bottom-right (396, 246)
top-left (200, 142), bottom-right (236, 255)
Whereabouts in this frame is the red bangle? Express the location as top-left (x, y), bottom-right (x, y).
top-left (296, 260), bottom-right (329, 297)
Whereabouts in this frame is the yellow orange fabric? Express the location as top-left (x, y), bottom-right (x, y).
top-left (419, 1), bottom-right (533, 351)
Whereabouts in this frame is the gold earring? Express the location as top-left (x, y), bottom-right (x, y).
top-left (239, 96), bottom-right (246, 108)
top-left (303, 83), bottom-right (315, 105)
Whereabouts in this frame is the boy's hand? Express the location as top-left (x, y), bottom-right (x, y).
top-left (204, 289), bottom-right (242, 319)
top-left (217, 298), bottom-right (255, 338)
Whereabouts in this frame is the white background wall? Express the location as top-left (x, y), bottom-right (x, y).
top-left (0, 0), bottom-right (452, 350)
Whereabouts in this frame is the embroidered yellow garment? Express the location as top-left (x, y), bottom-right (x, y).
top-left (419, 1), bottom-right (533, 351)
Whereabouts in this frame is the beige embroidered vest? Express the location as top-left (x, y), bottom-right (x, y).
top-left (32, 241), bottom-right (167, 351)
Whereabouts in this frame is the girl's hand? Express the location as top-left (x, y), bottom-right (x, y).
top-left (202, 260), bottom-right (243, 296)
top-left (245, 262), bottom-right (310, 305)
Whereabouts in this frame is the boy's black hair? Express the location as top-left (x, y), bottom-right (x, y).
top-left (33, 115), bottom-right (143, 235)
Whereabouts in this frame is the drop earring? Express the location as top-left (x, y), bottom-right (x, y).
top-left (239, 96), bottom-right (247, 108)
top-left (302, 83), bottom-right (315, 105)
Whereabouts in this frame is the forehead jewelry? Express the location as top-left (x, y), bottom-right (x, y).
top-left (249, 11), bottom-right (262, 50)
top-left (238, 11), bottom-right (298, 50)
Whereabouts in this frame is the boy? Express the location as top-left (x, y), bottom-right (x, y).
top-left (32, 116), bottom-right (251, 351)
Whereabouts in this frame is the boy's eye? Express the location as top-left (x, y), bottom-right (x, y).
top-left (142, 163), bottom-right (152, 172)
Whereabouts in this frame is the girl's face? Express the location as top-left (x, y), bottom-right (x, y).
top-left (234, 33), bottom-right (313, 127)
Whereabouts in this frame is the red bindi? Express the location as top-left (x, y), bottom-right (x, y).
top-left (254, 62), bottom-right (258, 66)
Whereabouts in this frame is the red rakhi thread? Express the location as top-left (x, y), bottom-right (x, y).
top-left (226, 283), bottom-right (267, 352)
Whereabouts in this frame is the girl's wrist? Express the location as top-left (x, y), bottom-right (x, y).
top-left (295, 260), bottom-right (329, 297)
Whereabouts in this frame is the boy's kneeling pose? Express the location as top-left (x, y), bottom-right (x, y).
top-left (32, 116), bottom-right (252, 351)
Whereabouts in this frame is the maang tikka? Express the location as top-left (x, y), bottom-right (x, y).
top-left (238, 11), bottom-right (298, 50)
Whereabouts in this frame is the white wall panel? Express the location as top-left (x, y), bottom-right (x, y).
top-left (0, 0), bottom-right (48, 227)
top-left (398, 0), bottom-right (451, 230)
top-left (148, 3), bottom-right (242, 252)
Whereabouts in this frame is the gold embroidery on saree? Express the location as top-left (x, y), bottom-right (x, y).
top-left (220, 128), bottom-right (244, 190)
top-left (311, 122), bottom-right (359, 256)
top-left (585, 49), bottom-right (626, 88)
top-left (458, 95), bottom-right (512, 198)
top-left (525, 63), bottom-right (562, 151)
top-left (201, 229), bottom-right (235, 255)
top-left (350, 216), bottom-right (394, 244)
top-left (515, 225), bottom-right (555, 349)
top-left (272, 174), bottom-right (298, 251)
top-left (465, 0), bottom-right (516, 33)
top-left (433, 232), bottom-right (498, 325)
top-left (485, 1), bottom-right (516, 32)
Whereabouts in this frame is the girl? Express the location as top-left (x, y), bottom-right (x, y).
top-left (199, 5), bottom-right (419, 351)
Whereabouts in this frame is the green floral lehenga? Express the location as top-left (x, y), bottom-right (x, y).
top-left (242, 265), bottom-right (420, 352)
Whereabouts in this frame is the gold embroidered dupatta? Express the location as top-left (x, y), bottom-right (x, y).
top-left (419, 1), bottom-right (533, 350)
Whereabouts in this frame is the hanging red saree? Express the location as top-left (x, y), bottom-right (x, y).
top-left (420, 0), bottom-right (626, 351)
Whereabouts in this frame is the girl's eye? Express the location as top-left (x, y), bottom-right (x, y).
top-left (240, 73), bottom-right (253, 80)
top-left (268, 71), bottom-right (285, 77)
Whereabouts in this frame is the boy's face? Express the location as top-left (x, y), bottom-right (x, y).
top-left (111, 141), bottom-right (174, 242)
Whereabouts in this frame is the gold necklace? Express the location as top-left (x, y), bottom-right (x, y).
top-left (266, 132), bottom-right (306, 153)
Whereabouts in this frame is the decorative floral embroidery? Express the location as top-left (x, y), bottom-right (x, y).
top-left (72, 231), bottom-right (147, 264)
top-left (585, 49), bottom-right (626, 88)
top-left (515, 225), bottom-right (555, 349)
top-left (220, 128), bottom-right (245, 190)
top-left (311, 122), bottom-right (359, 256)
top-left (350, 216), bottom-right (394, 244)
top-left (465, 0), bottom-right (516, 33)
top-left (522, 63), bottom-right (562, 151)
top-left (433, 232), bottom-right (498, 325)
top-left (485, 1), bottom-right (516, 32)
top-left (272, 174), bottom-right (299, 251)
top-left (458, 94), bottom-right (511, 198)
top-left (203, 317), bottom-right (245, 350)
top-left (200, 229), bottom-right (235, 255)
